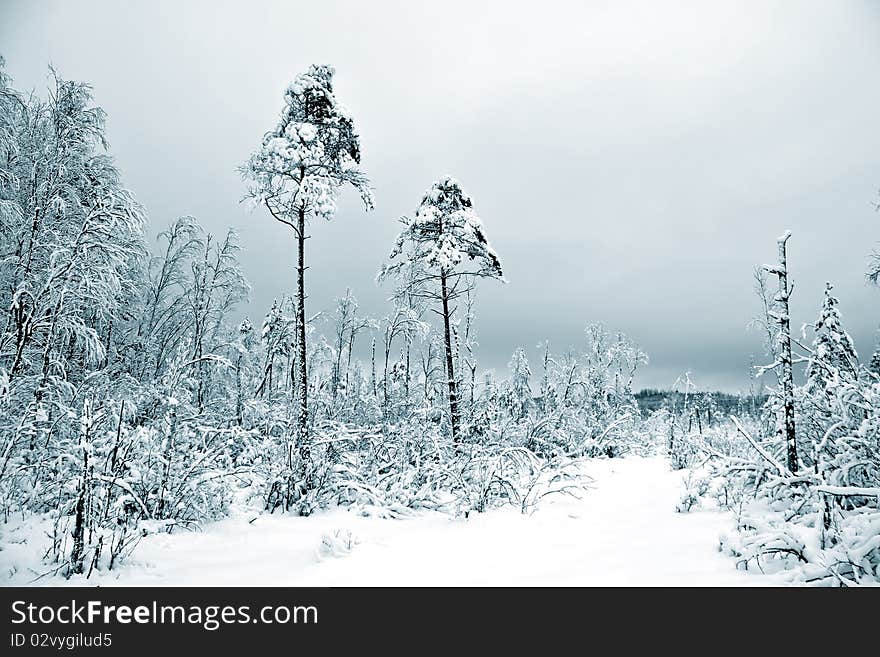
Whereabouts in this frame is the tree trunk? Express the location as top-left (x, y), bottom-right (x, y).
top-left (296, 207), bottom-right (311, 485)
top-left (235, 354), bottom-right (243, 425)
top-left (70, 402), bottom-right (92, 576)
top-left (383, 339), bottom-right (390, 418)
top-left (156, 409), bottom-right (176, 519)
top-left (332, 336), bottom-right (344, 405)
top-left (370, 337), bottom-right (377, 397)
top-left (196, 332), bottom-right (205, 413)
top-left (70, 479), bottom-right (86, 575)
top-left (775, 233), bottom-right (798, 472)
top-left (404, 338), bottom-right (411, 404)
top-left (102, 401), bottom-right (125, 523)
top-left (346, 330), bottom-right (356, 404)
top-left (440, 269), bottom-right (460, 442)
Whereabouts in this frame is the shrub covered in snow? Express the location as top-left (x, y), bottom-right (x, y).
top-left (677, 282), bottom-right (880, 585)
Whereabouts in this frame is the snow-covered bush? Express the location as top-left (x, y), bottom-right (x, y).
top-left (686, 283), bottom-right (880, 585)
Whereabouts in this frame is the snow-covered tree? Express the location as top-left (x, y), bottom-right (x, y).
top-left (507, 347), bottom-right (532, 420)
top-left (805, 282), bottom-right (858, 389)
top-left (869, 343), bottom-right (880, 377)
top-left (761, 231), bottom-right (798, 473)
top-left (868, 190), bottom-right (880, 285)
top-left (797, 282), bottom-right (860, 468)
top-left (379, 177), bottom-right (503, 441)
top-left (0, 70), bottom-right (146, 389)
top-left (185, 229), bottom-right (249, 412)
top-left (242, 65), bottom-right (373, 490)
top-left (257, 298), bottom-right (294, 398)
top-left (330, 289), bottom-right (358, 406)
top-left (379, 305), bottom-right (426, 420)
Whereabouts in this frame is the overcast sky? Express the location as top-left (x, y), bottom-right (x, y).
top-left (3, 0), bottom-right (879, 392)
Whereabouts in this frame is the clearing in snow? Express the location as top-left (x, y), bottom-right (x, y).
top-left (1, 457), bottom-right (781, 586)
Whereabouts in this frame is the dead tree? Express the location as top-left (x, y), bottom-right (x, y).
top-left (763, 231), bottom-right (798, 472)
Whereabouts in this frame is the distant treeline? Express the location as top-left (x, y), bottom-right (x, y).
top-left (635, 388), bottom-right (768, 418)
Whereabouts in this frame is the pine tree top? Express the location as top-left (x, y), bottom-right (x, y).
top-left (386, 176), bottom-right (503, 280)
top-left (243, 64), bottom-right (373, 221)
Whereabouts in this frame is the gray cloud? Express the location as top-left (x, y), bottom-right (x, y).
top-left (3, 0), bottom-right (879, 391)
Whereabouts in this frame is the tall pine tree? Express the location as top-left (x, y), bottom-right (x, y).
top-left (243, 65), bottom-right (373, 495)
top-left (380, 177), bottom-right (503, 441)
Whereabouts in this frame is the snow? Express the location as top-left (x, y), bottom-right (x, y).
top-left (1, 457), bottom-right (784, 586)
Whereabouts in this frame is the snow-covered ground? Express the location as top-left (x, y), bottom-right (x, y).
top-left (1, 457), bottom-right (783, 586)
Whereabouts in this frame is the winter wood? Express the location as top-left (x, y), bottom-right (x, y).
top-left (0, 57), bottom-right (878, 587)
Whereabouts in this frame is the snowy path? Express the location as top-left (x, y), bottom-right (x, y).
top-left (5, 457), bottom-right (778, 586)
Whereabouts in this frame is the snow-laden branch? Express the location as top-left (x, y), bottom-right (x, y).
top-left (730, 415), bottom-right (788, 475)
top-left (814, 485), bottom-right (880, 497)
